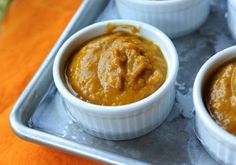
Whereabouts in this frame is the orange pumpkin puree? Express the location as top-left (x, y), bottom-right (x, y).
top-left (206, 59), bottom-right (236, 135)
top-left (66, 31), bottom-right (167, 106)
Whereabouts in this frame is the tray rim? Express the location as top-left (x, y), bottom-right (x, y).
top-left (9, 0), bottom-right (148, 164)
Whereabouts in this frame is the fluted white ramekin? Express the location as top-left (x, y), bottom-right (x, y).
top-left (228, 0), bottom-right (236, 40)
top-left (115, 0), bottom-right (210, 38)
top-left (53, 20), bottom-right (178, 140)
top-left (193, 46), bottom-right (236, 164)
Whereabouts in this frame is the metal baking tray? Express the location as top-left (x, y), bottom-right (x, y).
top-left (10, 0), bottom-right (236, 164)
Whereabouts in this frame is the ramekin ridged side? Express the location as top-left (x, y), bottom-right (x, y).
top-left (65, 85), bottom-right (175, 140)
top-left (193, 46), bottom-right (236, 164)
top-left (228, 0), bottom-right (236, 40)
top-left (115, 0), bottom-right (210, 38)
top-left (53, 20), bottom-right (178, 140)
top-left (196, 114), bottom-right (236, 164)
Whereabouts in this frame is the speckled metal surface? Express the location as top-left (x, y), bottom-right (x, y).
top-left (16, 0), bottom-right (236, 164)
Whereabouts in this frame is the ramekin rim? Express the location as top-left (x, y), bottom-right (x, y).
top-left (116, 0), bottom-right (203, 7)
top-left (193, 46), bottom-right (236, 146)
top-left (53, 19), bottom-right (178, 114)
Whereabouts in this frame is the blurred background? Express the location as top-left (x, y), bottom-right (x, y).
top-left (0, 0), bottom-right (11, 23)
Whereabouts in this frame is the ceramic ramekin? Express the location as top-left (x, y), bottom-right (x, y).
top-left (115, 0), bottom-right (210, 38)
top-left (193, 46), bottom-right (236, 164)
top-left (228, 0), bottom-right (236, 40)
top-left (53, 20), bottom-right (179, 140)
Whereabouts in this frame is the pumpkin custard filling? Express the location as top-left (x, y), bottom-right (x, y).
top-left (206, 59), bottom-right (236, 135)
top-left (66, 31), bottom-right (167, 106)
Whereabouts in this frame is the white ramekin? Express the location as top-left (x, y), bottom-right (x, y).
top-left (53, 20), bottom-right (178, 140)
top-left (193, 46), bottom-right (236, 164)
top-left (228, 0), bottom-right (236, 40)
top-left (115, 0), bottom-right (210, 38)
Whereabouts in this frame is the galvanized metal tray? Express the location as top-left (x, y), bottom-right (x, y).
top-left (10, 0), bottom-right (236, 164)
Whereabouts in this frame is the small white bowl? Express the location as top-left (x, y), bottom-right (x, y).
top-left (228, 0), bottom-right (236, 40)
top-left (193, 46), bottom-right (236, 164)
top-left (53, 20), bottom-right (178, 140)
top-left (115, 0), bottom-right (210, 38)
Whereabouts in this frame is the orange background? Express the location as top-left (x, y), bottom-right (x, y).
top-left (0, 0), bottom-right (99, 164)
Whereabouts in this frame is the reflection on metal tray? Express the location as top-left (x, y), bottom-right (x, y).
top-left (10, 0), bottom-right (236, 164)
